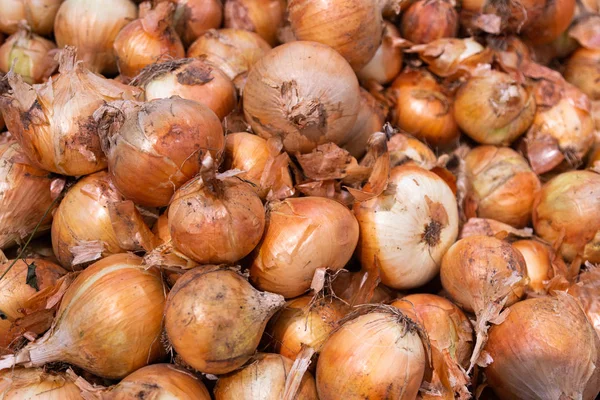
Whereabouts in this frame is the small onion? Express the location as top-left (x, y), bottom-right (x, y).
top-left (513, 239), bottom-right (562, 295)
top-left (400, 0), bottom-right (458, 44)
top-left (568, 266), bottom-right (600, 337)
top-left (55, 0), bottom-right (138, 74)
top-left (0, 0), bottom-right (62, 35)
top-left (113, 2), bottom-right (185, 79)
top-left (454, 69), bottom-right (536, 145)
top-left (355, 164), bottom-right (459, 290)
top-left (387, 133), bottom-right (437, 170)
top-left (389, 69), bottom-right (459, 148)
top-left (484, 294), bottom-right (600, 400)
top-left (154, 0), bottom-right (223, 46)
top-left (533, 170), bottom-right (600, 263)
top-left (356, 22), bottom-right (403, 85)
top-left (243, 41), bottom-right (361, 154)
top-left (214, 353), bottom-right (318, 400)
top-left (316, 307), bottom-right (426, 400)
top-left (249, 197), bottom-right (359, 298)
top-left (0, 368), bottom-right (82, 399)
top-left (95, 97), bottom-right (224, 207)
top-left (165, 266), bottom-right (285, 374)
top-left (564, 48), bottom-right (600, 101)
top-left (224, 0), bottom-right (286, 46)
top-left (0, 27), bottom-right (56, 84)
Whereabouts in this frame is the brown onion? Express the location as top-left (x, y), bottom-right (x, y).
top-left (113, 2), bottom-right (185, 79)
top-left (0, 27), bottom-right (56, 84)
top-left (154, 0), bottom-right (223, 46)
top-left (95, 97), bottom-right (224, 207)
top-left (316, 307), bottom-right (426, 400)
top-left (0, 254), bottom-right (166, 379)
top-left (387, 133), bottom-right (437, 170)
top-left (331, 269), bottom-right (397, 306)
top-left (55, 0), bottom-right (138, 74)
top-left (568, 265), bottom-right (600, 336)
top-left (564, 48), bottom-right (600, 101)
top-left (400, 0), bottom-right (458, 44)
top-left (0, 368), bottom-right (82, 399)
top-left (484, 294), bottom-right (600, 400)
top-left (243, 41), bottom-right (361, 154)
top-left (0, 47), bottom-right (140, 176)
top-left (521, 0), bottom-right (576, 45)
top-left (340, 89), bottom-right (387, 159)
top-left (165, 266), bottom-right (285, 374)
top-left (389, 69), bottom-right (459, 148)
top-left (249, 197), bottom-right (359, 298)
top-left (355, 164), bottom-right (459, 290)
top-left (356, 22), bottom-right (403, 85)
top-left (533, 170), bottom-right (600, 263)
top-left (224, 0), bottom-right (286, 46)
top-left (214, 353), bottom-right (318, 400)
top-left (0, 0), bottom-right (62, 35)
top-left (513, 239), bottom-right (563, 294)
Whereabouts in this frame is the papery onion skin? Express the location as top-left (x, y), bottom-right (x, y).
top-left (249, 197), bottom-right (359, 298)
top-left (484, 294), bottom-right (600, 400)
top-left (568, 266), bottom-right (600, 337)
top-left (564, 48), bottom-right (600, 101)
top-left (165, 266), bottom-right (285, 374)
top-left (355, 164), bottom-right (459, 290)
top-left (55, 0), bottom-right (138, 74)
top-left (400, 0), bottom-right (458, 44)
top-left (0, 28), bottom-right (56, 84)
top-left (532, 170), bottom-right (600, 263)
top-left (0, 0), bottom-right (62, 35)
top-left (340, 89), bottom-right (387, 159)
top-left (387, 133), bottom-right (437, 170)
top-left (154, 0), bottom-right (223, 46)
top-left (331, 269), bottom-right (397, 305)
top-left (214, 352), bottom-right (318, 400)
top-left (356, 22), bottom-right (403, 85)
top-left (243, 41), bottom-right (360, 154)
top-left (224, 0), bottom-right (286, 46)
top-left (0, 368), bottom-right (82, 399)
top-left (512, 239), bottom-right (556, 295)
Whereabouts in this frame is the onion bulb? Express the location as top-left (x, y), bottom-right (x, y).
top-left (389, 69), bottom-right (459, 148)
top-left (214, 353), bottom-right (318, 400)
top-left (388, 133), bottom-right (437, 170)
top-left (400, 0), bottom-right (458, 44)
top-left (533, 170), bottom-right (600, 263)
top-left (0, 368), bottom-right (82, 399)
top-left (568, 265), bottom-right (600, 337)
top-left (249, 197), bottom-right (359, 298)
top-left (95, 97), bottom-right (224, 207)
top-left (331, 269), bottom-right (397, 305)
top-left (356, 22), bottom-right (403, 85)
top-left (54, 0), bottom-right (138, 75)
top-left (224, 0), bottom-right (286, 46)
top-left (0, 0), bottom-right (62, 35)
top-left (134, 58), bottom-right (237, 120)
top-left (0, 253), bottom-right (165, 379)
top-left (355, 164), bottom-right (459, 290)
top-left (520, 0), bottom-right (576, 45)
top-left (513, 239), bottom-right (565, 295)
top-left (340, 89), bottom-right (387, 159)
top-left (0, 47), bottom-right (140, 176)
top-left (0, 27), bottom-right (56, 84)
top-left (454, 69), bottom-right (536, 145)
top-left (165, 266), bottom-right (285, 374)
top-left (113, 2), bottom-right (185, 79)
top-left (464, 146), bottom-right (541, 228)
top-left (316, 307), bottom-right (426, 400)
top-left (484, 294), bottom-right (600, 400)
top-left (564, 48), bottom-right (600, 101)
top-left (154, 0), bottom-right (223, 46)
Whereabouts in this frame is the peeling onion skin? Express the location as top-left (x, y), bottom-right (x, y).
top-left (243, 41), bottom-right (361, 154)
top-left (484, 294), bottom-right (600, 400)
top-left (464, 146), bottom-right (541, 228)
top-left (249, 197), bottom-right (359, 298)
top-left (165, 267), bottom-right (285, 374)
top-left (0, 0), bottom-right (63, 36)
top-left (0, 368), bottom-right (82, 400)
top-left (0, 28), bottom-right (57, 85)
top-left (214, 352), bottom-right (319, 400)
top-left (154, 0), bottom-right (223, 46)
top-left (564, 48), bottom-right (600, 101)
top-left (400, 0), bottom-right (459, 44)
top-left (224, 0), bottom-right (287, 46)
top-left (532, 170), bottom-right (600, 263)
top-left (355, 164), bottom-right (459, 290)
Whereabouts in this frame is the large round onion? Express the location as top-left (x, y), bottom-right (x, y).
top-left (355, 164), bottom-right (459, 290)
top-left (165, 266), bottom-right (285, 374)
top-left (243, 41), bottom-right (361, 154)
top-left (0, 0), bottom-right (62, 35)
top-left (154, 0), bottom-right (223, 46)
top-left (533, 170), bottom-right (600, 263)
top-left (95, 97), bottom-right (224, 207)
top-left (484, 294), bottom-right (600, 400)
top-left (0, 368), bottom-right (82, 399)
top-left (224, 0), bottom-right (286, 46)
top-left (0, 27), bottom-right (56, 84)
top-left (249, 197), bottom-right (359, 298)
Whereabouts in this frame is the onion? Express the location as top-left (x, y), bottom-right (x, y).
top-left (249, 197), bottom-right (359, 298)
top-left (564, 48), bottom-right (600, 101)
top-left (340, 89), bottom-right (387, 159)
top-left (356, 22), bottom-right (403, 85)
top-left (316, 306), bottom-right (426, 400)
top-left (0, 140), bottom-right (64, 250)
top-left (355, 164), bottom-right (459, 290)
top-left (454, 69), bottom-right (536, 145)
top-left (133, 58), bottom-right (237, 120)
top-left (0, 253), bottom-right (166, 379)
top-left (400, 0), bottom-right (458, 44)
top-left (440, 235), bottom-right (527, 372)
top-left (392, 294), bottom-right (472, 399)
top-left (387, 133), bottom-right (437, 170)
top-left (0, 0), bottom-right (62, 35)
top-left (0, 27), bottom-right (57, 84)
top-left (533, 170), bottom-right (600, 263)
top-left (214, 352), bottom-right (318, 400)
top-left (0, 47), bottom-right (141, 176)
top-left (165, 266), bottom-right (285, 374)
top-left (331, 269), bottom-right (397, 305)
top-left (568, 265), bottom-right (600, 337)
top-left (95, 97), bottom-right (224, 207)
top-left (389, 69), bottom-right (459, 148)
top-left (513, 239), bottom-right (566, 294)
top-left (484, 294), bottom-right (600, 400)
top-left (464, 146), bottom-right (541, 228)
top-left (113, 2), bottom-right (185, 79)
top-left (520, 0), bottom-right (576, 45)
top-left (154, 0), bottom-right (223, 46)
top-left (459, 217), bottom-right (534, 240)
top-left (154, 212), bottom-right (170, 244)
top-left (0, 368), bottom-right (82, 399)
top-left (243, 41), bottom-right (361, 154)
top-left (224, 0), bottom-right (286, 46)
top-left (55, 0), bottom-right (138, 75)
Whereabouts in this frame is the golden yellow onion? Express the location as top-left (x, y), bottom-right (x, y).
top-left (224, 0), bottom-right (286, 46)
top-left (0, 0), bottom-right (62, 35)
top-left (249, 197), bottom-right (359, 298)
top-left (54, 0), bottom-right (138, 74)
top-left (165, 266), bottom-right (285, 374)
top-left (243, 41), bottom-right (360, 154)
top-left (0, 27), bottom-right (56, 84)
top-left (400, 0), bottom-right (458, 44)
top-left (340, 89), bottom-right (387, 159)
top-left (564, 47), bottom-right (600, 101)
top-left (214, 353), bottom-right (318, 400)
top-left (513, 239), bottom-right (564, 295)
top-left (568, 265), bottom-right (600, 337)
top-left (387, 133), bottom-right (437, 170)
top-left (154, 0), bottom-right (223, 46)
top-left (0, 368), bottom-right (82, 399)
top-left (355, 164), bottom-right (459, 290)
top-left (356, 22), bottom-right (403, 85)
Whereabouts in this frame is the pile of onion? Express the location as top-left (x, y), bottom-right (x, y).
top-left (224, 0), bottom-right (286, 46)
top-left (0, 0), bottom-right (62, 35)
top-left (0, 368), bottom-right (82, 399)
top-left (154, 0), bottom-right (223, 46)
top-left (400, 0), bottom-right (458, 44)
top-left (0, 26), bottom-right (57, 84)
